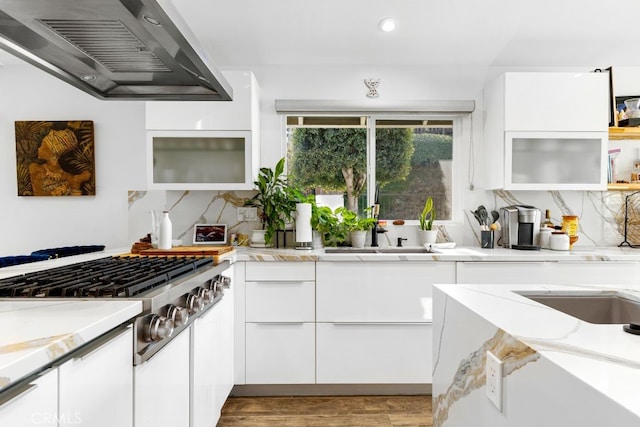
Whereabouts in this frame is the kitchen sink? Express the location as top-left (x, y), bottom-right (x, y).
top-left (324, 246), bottom-right (437, 254)
top-left (518, 291), bottom-right (640, 324)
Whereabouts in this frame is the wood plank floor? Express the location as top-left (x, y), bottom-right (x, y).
top-left (217, 395), bottom-right (433, 427)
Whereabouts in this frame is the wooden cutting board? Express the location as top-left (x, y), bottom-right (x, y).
top-left (138, 246), bottom-right (234, 256)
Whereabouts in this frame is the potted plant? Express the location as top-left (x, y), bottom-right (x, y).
top-left (245, 158), bottom-right (297, 247)
top-left (338, 207), bottom-right (377, 248)
top-left (418, 196), bottom-right (438, 245)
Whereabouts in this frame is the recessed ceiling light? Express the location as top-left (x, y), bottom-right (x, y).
top-left (379, 18), bottom-right (397, 32)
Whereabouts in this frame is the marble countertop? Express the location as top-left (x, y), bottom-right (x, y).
top-left (434, 282), bottom-right (640, 418)
top-left (0, 299), bottom-right (141, 392)
top-left (232, 245), bottom-right (640, 262)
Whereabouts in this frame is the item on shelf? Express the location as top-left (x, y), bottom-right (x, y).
top-left (549, 231), bottom-right (570, 251)
top-left (158, 211), bottom-right (172, 250)
top-left (542, 209), bottom-right (554, 228)
top-left (561, 215), bottom-right (579, 249)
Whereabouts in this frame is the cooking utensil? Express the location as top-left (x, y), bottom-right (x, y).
top-left (491, 210), bottom-right (500, 224)
top-left (477, 205), bottom-right (489, 227)
top-left (471, 210), bottom-right (483, 226)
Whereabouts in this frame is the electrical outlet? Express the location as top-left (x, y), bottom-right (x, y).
top-left (237, 207), bottom-right (258, 222)
top-left (486, 350), bottom-right (503, 412)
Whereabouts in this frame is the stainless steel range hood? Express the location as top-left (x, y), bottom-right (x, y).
top-left (0, 0), bottom-right (232, 100)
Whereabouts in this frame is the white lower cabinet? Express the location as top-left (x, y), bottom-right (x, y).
top-left (316, 262), bottom-right (453, 384)
top-left (548, 262), bottom-right (638, 285)
top-left (58, 326), bottom-right (133, 427)
top-left (456, 261), bottom-right (549, 284)
top-left (191, 310), bottom-right (218, 427)
top-left (244, 261), bottom-right (316, 384)
top-left (246, 322), bottom-right (315, 384)
top-left (316, 323), bottom-right (432, 383)
top-left (0, 368), bottom-right (58, 427)
top-left (135, 328), bottom-right (190, 427)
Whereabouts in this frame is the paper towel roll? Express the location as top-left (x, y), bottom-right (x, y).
top-left (295, 203), bottom-right (312, 243)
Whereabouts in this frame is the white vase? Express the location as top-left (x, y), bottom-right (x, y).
top-left (250, 229), bottom-right (269, 247)
top-left (158, 211), bottom-right (172, 250)
top-left (350, 230), bottom-right (367, 248)
top-left (419, 229), bottom-right (438, 245)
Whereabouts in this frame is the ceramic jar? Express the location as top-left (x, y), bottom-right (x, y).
top-left (549, 231), bottom-right (570, 251)
top-left (539, 227), bottom-right (553, 249)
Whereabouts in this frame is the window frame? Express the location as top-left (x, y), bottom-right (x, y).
top-left (281, 112), bottom-right (469, 225)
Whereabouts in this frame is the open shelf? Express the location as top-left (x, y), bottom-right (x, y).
top-left (609, 127), bottom-right (640, 140)
top-left (607, 183), bottom-right (640, 191)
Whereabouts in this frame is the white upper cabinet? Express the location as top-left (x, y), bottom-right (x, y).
top-left (145, 71), bottom-right (260, 190)
top-left (483, 72), bottom-right (608, 190)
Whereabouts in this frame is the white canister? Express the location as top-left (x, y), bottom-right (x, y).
top-left (538, 227), bottom-right (553, 249)
top-left (158, 211), bottom-right (173, 250)
top-left (549, 231), bottom-right (570, 251)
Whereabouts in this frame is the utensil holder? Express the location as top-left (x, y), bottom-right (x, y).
top-left (481, 230), bottom-right (494, 249)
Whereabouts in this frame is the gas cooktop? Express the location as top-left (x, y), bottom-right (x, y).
top-left (0, 256), bottom-right (213, 298)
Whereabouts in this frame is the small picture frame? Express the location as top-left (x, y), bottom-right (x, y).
top-left (193, 224), bottom-right (227, 245)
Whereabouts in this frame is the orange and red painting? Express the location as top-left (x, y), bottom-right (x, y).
top-left (15, 121), bottom-right (95, 196)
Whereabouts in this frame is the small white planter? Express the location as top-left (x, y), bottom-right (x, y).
top-left (418, 229), bottom-right (438, 245)
top-left (250, 229), bottom-right (270, 247)
top-left (350, 230), bottom-right (368, 248)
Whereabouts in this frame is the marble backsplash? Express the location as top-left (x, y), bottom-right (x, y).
top-left (127, 189), bottom-right (638, 249)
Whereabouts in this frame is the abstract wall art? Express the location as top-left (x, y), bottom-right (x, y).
top-left (15, 121), bottom-right (95, 196)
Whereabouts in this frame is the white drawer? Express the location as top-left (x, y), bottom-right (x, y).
top-left (245, 262), bottom-right (315, 281)
top-left (316, 322), bottom-right (432, 384)
top-left (316, 262), bottom-right (454, 322)
top-left (246, 280), bottom-right (315, 322)
top-left (245, 322), bottom-right (315, 384)
top-left (456, 262), bottom-right (548, 284)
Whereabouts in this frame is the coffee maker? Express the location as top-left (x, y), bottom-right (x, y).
top-left (500, 205), bottom-right (541, 249)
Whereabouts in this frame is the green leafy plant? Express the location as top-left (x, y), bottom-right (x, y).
top-left (312, 206), bottom-right (348, 247)
top-left (245, 158), bottom-right (297, 245)
top-left (418, 196), bottom-right (436, 231)
top-left (337, 207), bottom-right (377, 232)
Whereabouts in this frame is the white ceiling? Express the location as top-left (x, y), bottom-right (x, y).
top-left (0, 0), bottom-right (636, 70)
top-left (171, 0), bottom-right (640, 68)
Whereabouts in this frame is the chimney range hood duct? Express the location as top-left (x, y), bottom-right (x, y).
top-left (0, 0), bottom-right (232, 101)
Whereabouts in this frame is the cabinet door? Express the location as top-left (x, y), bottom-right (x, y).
top-left (245, 322), bottom-right (315, 384)
top-left (215, 279), bottom-right (235, 413)
top-left (316, 262), bottom-right (454, 322)
top-left (456, 262), bottom-right (549, 284)
top-left (316, 323), bottom-right (432, 384)
top-left (548, 262), bottom-right (638, 285)
top-left (145, 71), bottom-right (257, 131)
top-left (191, 310), bottom-right (218, 427)
top-left (147, 130), bottom-right (254, 190)
top-left (504, 131), bottom-right (607, 191)
top-left (135, 329), bottom-right (190, 427)
top-left (245, 261), bottom-right (315, 281)
top-left (246, 280), bottom-right (315, 322)
top-left (0, 368), bottom-right (58, 427)
top-left (504, 72), bottom-right (608, 132)
top-left (58, 326), bottom-right (133, 427)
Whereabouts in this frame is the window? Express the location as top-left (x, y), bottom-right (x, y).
top-left (285, 114), bottom-right (456, 222)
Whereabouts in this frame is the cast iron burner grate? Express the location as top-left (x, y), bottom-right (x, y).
top-left (0, 256), bottom-right (213, 298)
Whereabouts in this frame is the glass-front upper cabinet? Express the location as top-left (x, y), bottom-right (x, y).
top-left (505, 131), bottom-right (607, 190)
top-left (147, 130), bottom-right (255, 190)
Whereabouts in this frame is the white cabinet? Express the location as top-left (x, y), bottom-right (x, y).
top-left (483, 72), bottom-right (608, 190)
top-left (548, 262), bottom-right (638, 285)
top-left (58, 326), bottom-right (133, 427)
top-left (246, 322), bottom-right (316, 384)
top-left (244, 262), bottom-right (316, 384)
top-left (0, 368), bottom-right (58, 427)
top-left (316, 323), bottom-right (431, 384)
top-left (316, 262), bottom-right (454, 384)
top-left (135, 328), bottom-right (190, 427)
top-left (146, 71), bottom-right (259, 131)
top-left (191, 309), bottom-right (218, 427)
top-left (145, 70), bottom-right (260, 190)
top-left (456, 262), bottom-right (549, 284)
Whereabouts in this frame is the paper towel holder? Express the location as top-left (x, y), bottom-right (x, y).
top-left (295, 202), bottom-right (314, 250)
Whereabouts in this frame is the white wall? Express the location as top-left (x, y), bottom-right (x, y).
top-left (0, 65), bottom-right (146, 256)
top-left (2, 63), bottom-right (638, 255)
